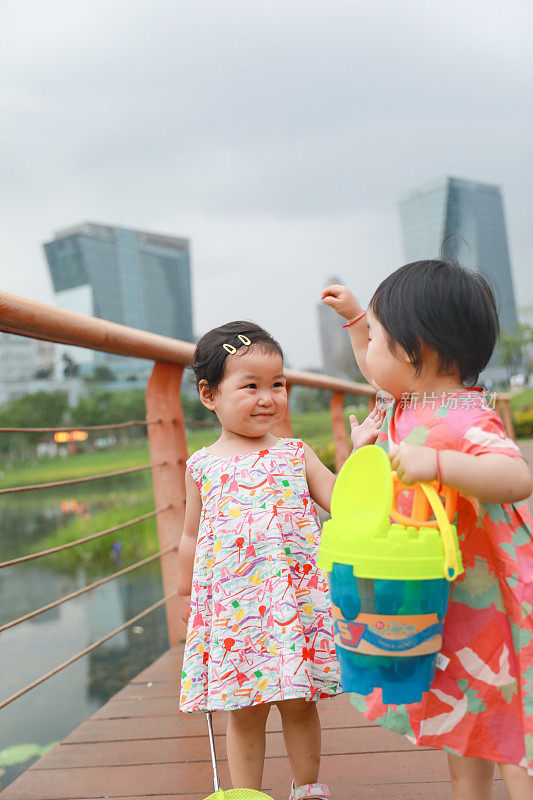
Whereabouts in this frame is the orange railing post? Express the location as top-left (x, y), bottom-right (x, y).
top-left (274, 385), bottom-right (294, 437)
top-left (330, 391), bottom-right (351, 472)
top-left (145, 362), bottom-right (188, 645)
top-left (498, 395), bottom-right (516, 441)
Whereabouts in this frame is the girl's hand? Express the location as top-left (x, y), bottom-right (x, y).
top-left (178, 593), bottom-right (191, 624)
top-left (350, 406), bottom-right (385, 450)
top-left (389, 442), bottom-right (438, 485)
top-left (321, 284), bottom-right (363, 321)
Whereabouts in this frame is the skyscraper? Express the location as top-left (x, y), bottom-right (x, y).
top-left (317, 276), bottom-right (362, 382)
top-left (43, 223), bottom-right (193, 378)
top-left (398, 177), bottom-right (519, 333)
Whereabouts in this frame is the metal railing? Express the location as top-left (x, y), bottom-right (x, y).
top-left (0, 289), bottom-right (376, 713)
top-left (0, 289), bottom-right (518, 713)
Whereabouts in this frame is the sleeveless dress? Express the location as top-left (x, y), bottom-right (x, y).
top-left (352, 389), bottom-right (533, 774)
top-left (179, 437), bottom-right (341, 713)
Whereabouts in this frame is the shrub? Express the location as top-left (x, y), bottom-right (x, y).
top-left (316, 443), bottom-right (336, 472)
top-left (513, 408), bottom-right (533, 439)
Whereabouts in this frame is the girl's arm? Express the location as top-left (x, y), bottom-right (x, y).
top-left (304, 408), bottom-right (386, 513)
top-left (303, 443), bottom-right (335, 514)
top-left (391, 442), bottom-right (533, 504)
top-left (176, 470), bottom-right (202, 622)
top-left (321, 284), bottom-right (378, 390)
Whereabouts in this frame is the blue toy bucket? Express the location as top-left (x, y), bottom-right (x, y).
top-left (318, 445), bottom-right (463, 705)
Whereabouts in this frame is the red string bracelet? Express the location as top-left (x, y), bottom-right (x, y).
top-left (435, 450), bottom-right (443, 495)
top-left (342, 310), bottom-right (367, 328)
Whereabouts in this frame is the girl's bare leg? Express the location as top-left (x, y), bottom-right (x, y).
top-left (226, 704), bottom-right (271, 790)
top-left (447, 753), bottom-right (494, 800)
top-left (499, 762), bottom-right (533, 800)
top-left (277, 699), bottom-right (321, 791)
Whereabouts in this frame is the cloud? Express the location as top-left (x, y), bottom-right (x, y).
top-left (1, 0), bottom-right (532, 369)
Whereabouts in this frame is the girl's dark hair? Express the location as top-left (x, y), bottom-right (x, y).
top-left (192, 320), bottom-right (284, 393)
top-left (369, 259), bottom-right (499, 385)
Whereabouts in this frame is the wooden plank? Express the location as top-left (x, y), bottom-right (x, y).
top-left (91, 694), bottom-right (366, 724)
top-left (111, 679), bottom-right (177, 701)
top-left (64, 713), bottom-right (374, 744)
top-left (34, 727), bottom-right (425, 770)
top-left (0, 750), bottom-right (508, 799)
top-left (0, 751), bottom-right (445, 799)
top-left (65, 708), bottom-right (373, 745)
top-left (74, 787), bottom-right (507, 800)
top-left (128, 646), bottom-right (179, 682)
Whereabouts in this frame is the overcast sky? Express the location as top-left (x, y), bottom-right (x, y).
top-left (2, 0), bottom-right (532, 370)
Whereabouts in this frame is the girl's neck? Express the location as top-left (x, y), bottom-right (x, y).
top-left (209, 430), bottom-right (279, 457)
top-left (402, 369), bottom-right (466, 399)
top-left (410, 376), bottom-right (466, 397)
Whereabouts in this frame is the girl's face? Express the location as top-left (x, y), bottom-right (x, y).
top-left (200, 346), bottom-right (287, 438)
top-left (366, 309), bottom-right (415, 397)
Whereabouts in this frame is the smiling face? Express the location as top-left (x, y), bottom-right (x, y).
top-left (365, 308), bottom-right (415, 397)
top-left (199, 345), bottom-right (287, 440)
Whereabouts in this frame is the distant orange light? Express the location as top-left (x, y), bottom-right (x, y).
top-left (53, 430), bottom-right (88, 443)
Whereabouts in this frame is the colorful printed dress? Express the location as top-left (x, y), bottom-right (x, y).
top-left (179, 437), bottom-right (341, 713)
top-left (352, 389), bottom-right (533, 774)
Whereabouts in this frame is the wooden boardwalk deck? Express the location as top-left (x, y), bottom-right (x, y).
top-left (1, 643), bottom-right (507, 800)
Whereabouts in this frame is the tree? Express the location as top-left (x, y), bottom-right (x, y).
top-left (0, 391), bottom-right (69, 459)
top-left (497, 323), bottom-right (533, 381)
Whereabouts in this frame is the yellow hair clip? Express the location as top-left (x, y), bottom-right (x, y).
top-left (222, 334), bottom-right (251, 354)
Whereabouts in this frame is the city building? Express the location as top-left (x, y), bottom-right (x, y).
top-left (399, 177), bottom-right (520, 378)
top-left (43, 223), bottom-right (193, 381)
top-left (317, 276), bottom-right (361, 382)
top-left (0, 333), bottom-right (62, 402)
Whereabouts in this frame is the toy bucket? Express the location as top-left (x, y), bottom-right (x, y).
top-left (318, 445), bottom-right (463, 705)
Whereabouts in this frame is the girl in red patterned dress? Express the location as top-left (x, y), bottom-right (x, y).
top-left (323, 260), bottom-right (533, 800)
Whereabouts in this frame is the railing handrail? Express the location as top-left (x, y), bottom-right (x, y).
top-left (0, 289), bottom-right (373, 397)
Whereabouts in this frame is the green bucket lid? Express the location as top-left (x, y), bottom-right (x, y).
top-left (317, 445), bottom-right (463, 581)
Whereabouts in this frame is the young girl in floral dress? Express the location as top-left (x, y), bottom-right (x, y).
top-left (323, 260), bottom-right (533, 800)
top-left (177, 320), bottom-right (383, 800)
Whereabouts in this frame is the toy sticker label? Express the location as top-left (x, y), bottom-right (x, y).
top-left (331, 605), bottom-right (442, 657)
top-left (435, 652), bottom-right (450, 670)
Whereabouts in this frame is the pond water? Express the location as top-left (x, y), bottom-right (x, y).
top-left (0, 473), bottom-right (171, 790)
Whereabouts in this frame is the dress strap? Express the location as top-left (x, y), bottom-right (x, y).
top-left (186, 448), bottom-right (205, 490)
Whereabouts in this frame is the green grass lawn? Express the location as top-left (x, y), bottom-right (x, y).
top-left (510, 387), bottom-right (533, 412)
top-left (0, 408), bottom-right (364, 489)
top-left (2, 409), bottom-right (360, 571)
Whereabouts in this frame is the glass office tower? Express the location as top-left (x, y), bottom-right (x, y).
top-left (43, 223), bottom-right (193, 378)
top-left (317, 276), bottom-right (362, 381)
top-left (399, 177), bottom-right (520, 378)
top-left (399, 177), bottom-right (519, 332)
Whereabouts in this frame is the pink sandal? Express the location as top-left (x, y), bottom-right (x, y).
top-left (289, 782), bottom-right (330, 799)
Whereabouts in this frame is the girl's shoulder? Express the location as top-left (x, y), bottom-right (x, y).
top-left (275, 436), bottom-right (304, 450)
top-left (186, 446), bottom-right (208, 469)
top-left (391, 390), bottom-right (521, 457)
top-left (186, 447), bottom-right (210, 490)
top-left (457, 402), bottom-right (521, 458)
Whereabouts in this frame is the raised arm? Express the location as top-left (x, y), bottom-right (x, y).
top-left (303, 442), bottom-right (336, 514)
top-left (321, 284), bottom-right (377, 389)
top-left (176, 469), bottom-right (202, 622)
top-left (390, 442), bottom-right (533, 505)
